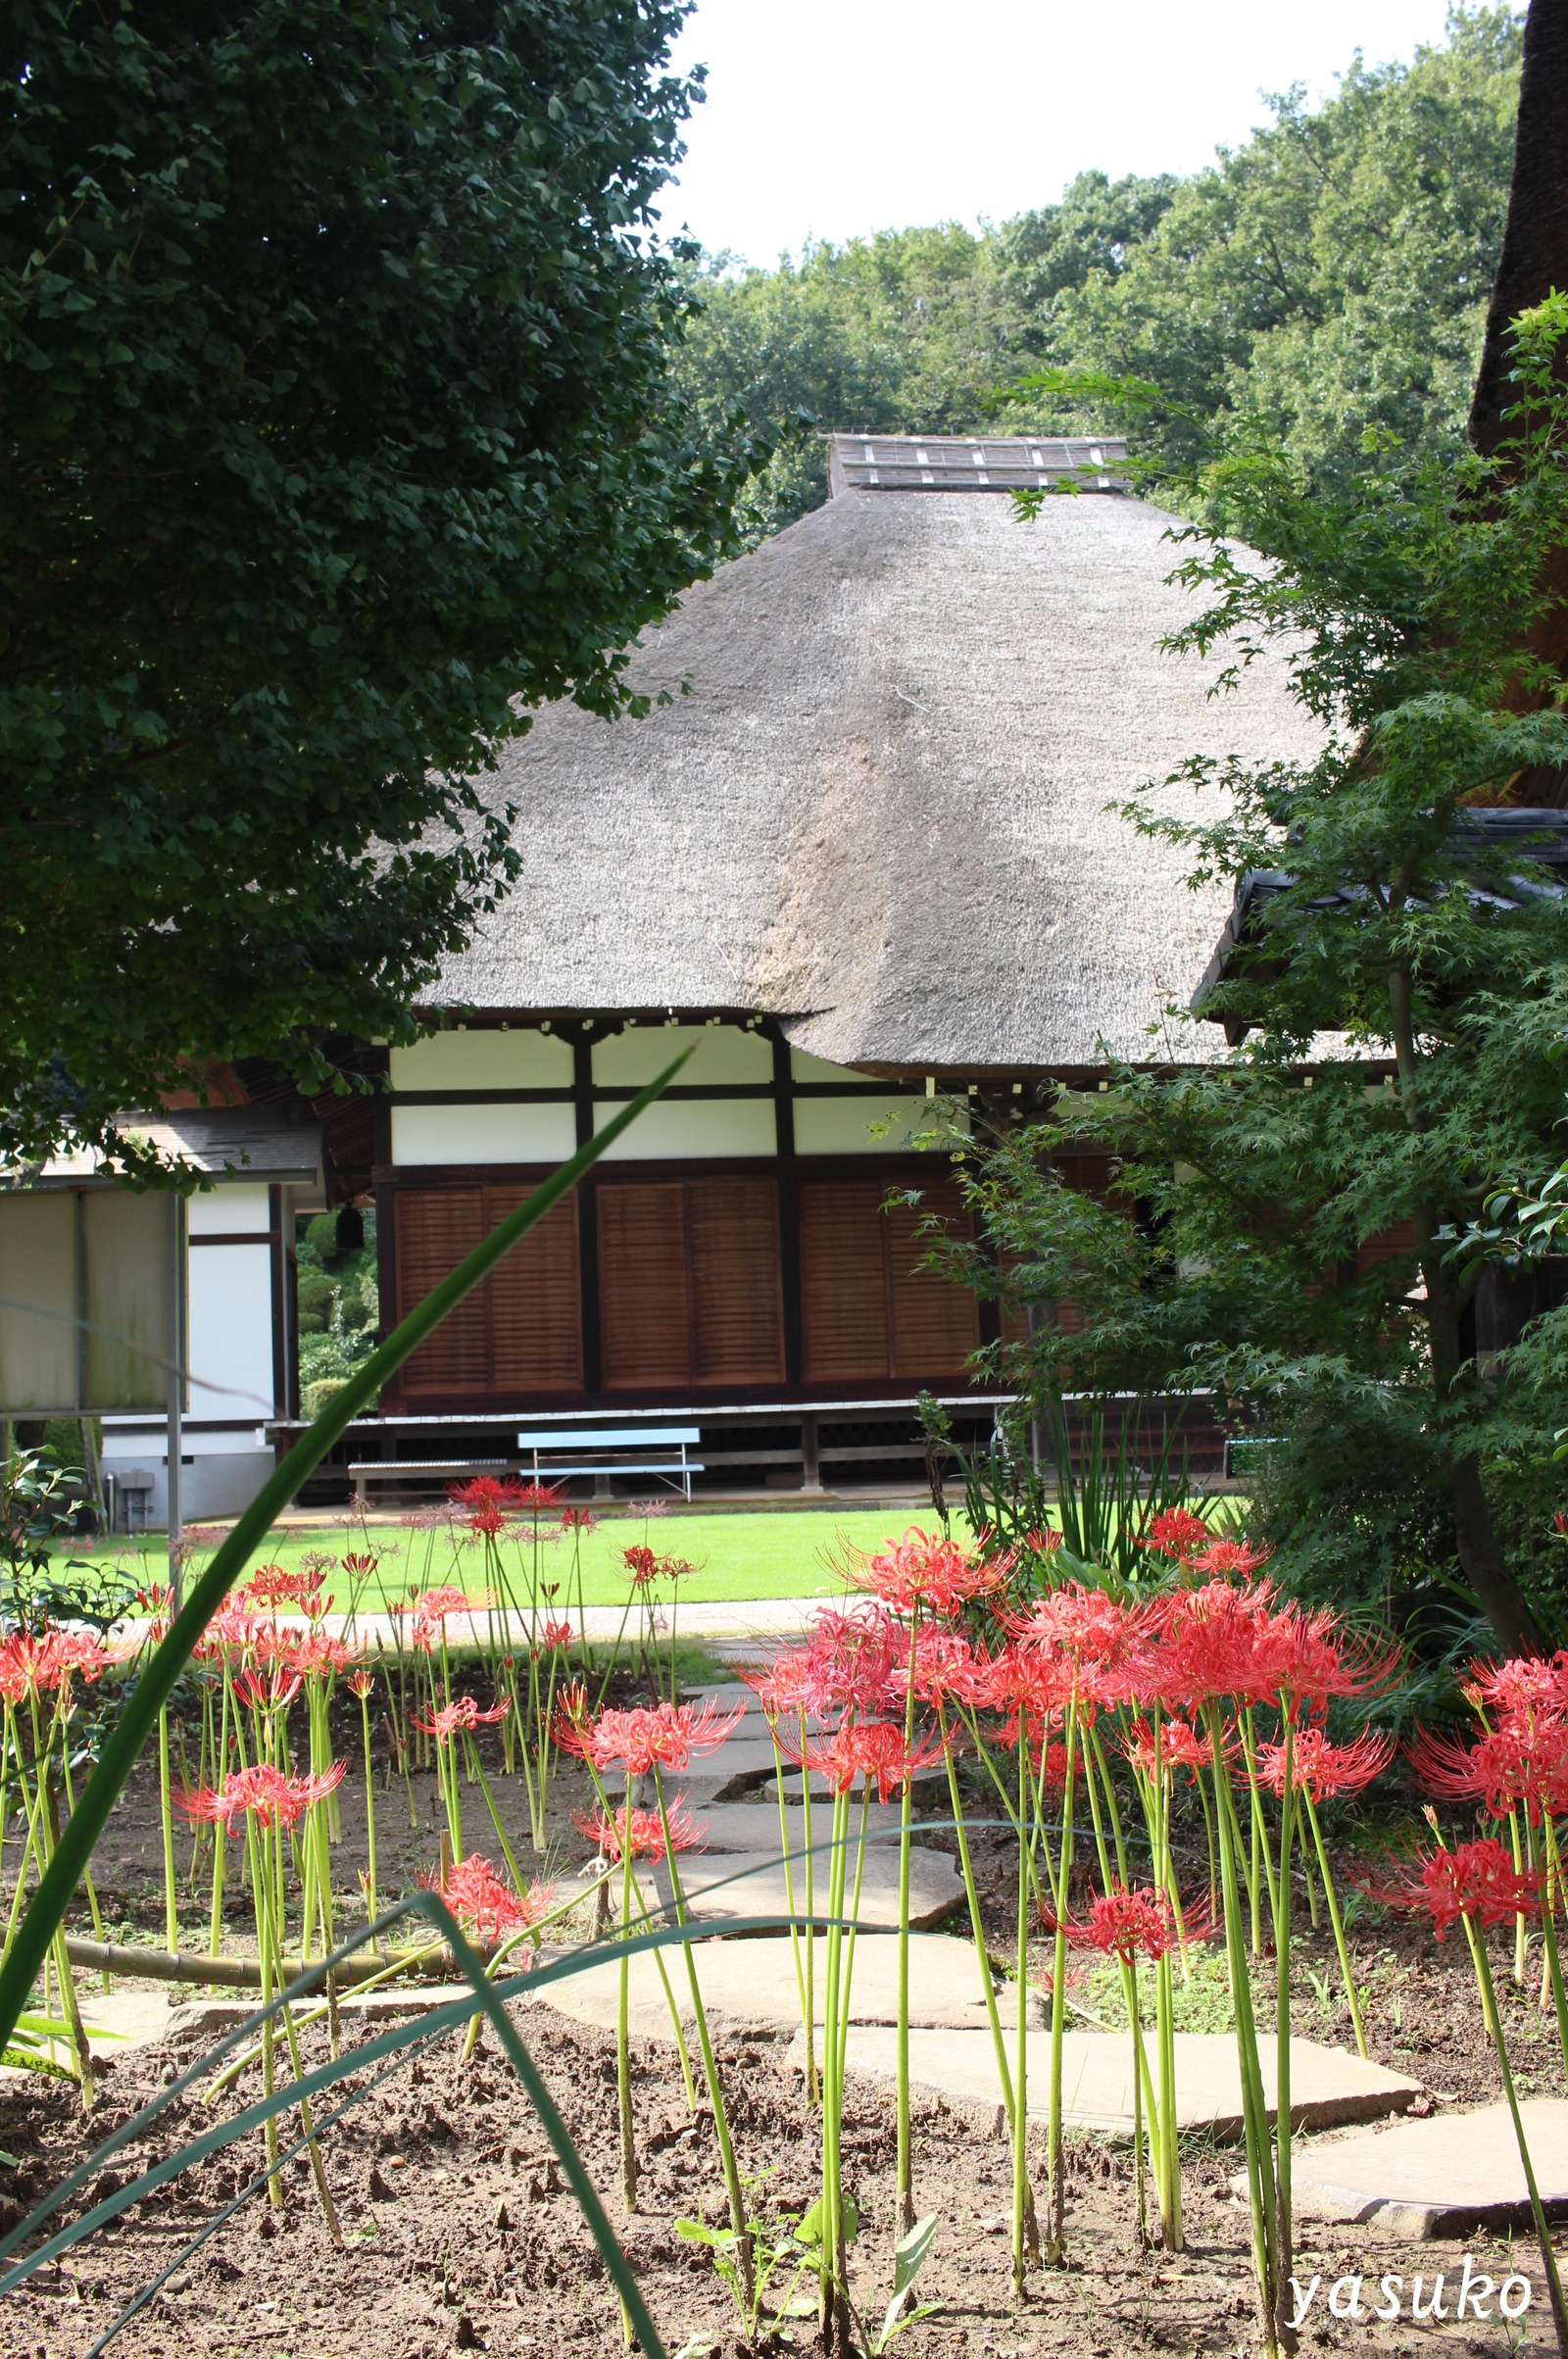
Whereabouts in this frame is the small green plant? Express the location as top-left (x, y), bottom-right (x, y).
top-left (674, 2182), bottom-right (817, 2340)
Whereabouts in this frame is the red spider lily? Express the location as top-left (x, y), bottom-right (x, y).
top-left (562, 1506), bottom-right (597, 1532)
top-left (1121, 1715), bottom-right (1225, 1784)
top-left (1187, 1536), bottom-right (1275, 1580)
top-left (741, 1653), bottom-right (813, 1718)
top-left (1144, 1578), bottom-right (1288, 1711)
top-left (192, 1603), bottom-right (264, 1662)
top-left (340, 1551), bottom-right (379, 1582)
top-left (176, 1758), bottom-right (346, 1834)
top-left (858, 1526), bottom-right (1010, 1620)
top-left (556, 1697), bottom-right (744, 1777)
top-left (1055, 1884), bottom-right (1189, 1963)
top-left (1367, 1836), bottom-right (1545, 1941)
top-left (1251, 1725), bottom-right (1395, 1802)
top-left (659, 1554), bottom-right (697, 1585)
top-left (1006, 1582), bottom-right (1148, 1708)
top-left (905, 1624), bottom-right (991, 1712)
top-left (1458, 1652), bottom-right (1568, 1730)
top-left (554, 1677), bottom-right (590, 1733)
top-left (1407, 1721), bottom-right (1568, 1824)
top-left (239, 1563), bottom-right (330, 1616)
top-left (795, 1604), bottom-right (906, 1719)
top-left (575, 1798), bottom-right (706, 1862)
top-left (233, 1663), bottom-right (303, 1715)
top-left (426, 1852), bottom-right (554, 1943)
top-left (1138, 1507), bottom-right (1212, 1564)
top-left (983, 1641), bottom-right (1081, 1743)
top-left (1266, 1604), bottom-right (1403, 1721)
top-left (0, 1628), bottom-right (114, 1702)
top-left (510, 1480), bottom-right (565, 1511)
top-left (413, 1695), bottom-right (509, 1745)
top-left (781, 1716), bottom-right (945, 1803)
top-left (535, 1619), bottom-right (574, 1653)
top-left (346, 1668), bottom-right (376, 1700)
top-left (262, 1626), bottom-right (365, 1683)
top-left (401, 1584), bottom-right (493, 1650)
top-left (1021, 1527), bottom-right (1064, 1557)
top-left (622, 1544), bottom-right (662, 1591)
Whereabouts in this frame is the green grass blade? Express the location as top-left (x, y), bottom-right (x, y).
top-left (0, 1053), bottom-right (690, 2057)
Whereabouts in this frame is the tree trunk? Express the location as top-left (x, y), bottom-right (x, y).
top-left (1425, 1264), bottom-right (1548, 1657)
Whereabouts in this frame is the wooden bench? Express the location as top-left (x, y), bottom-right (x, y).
top-left (347, 1456), bottom-right (511, 1506)
top-left (515, 1426), bottom-right (704, 1502)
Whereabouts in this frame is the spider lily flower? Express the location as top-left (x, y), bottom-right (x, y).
top-left (238, 1563), bottom-right (331, 1617)
top-left (622, 1544), bottom-right (662, 1591)
top-left (1186, 1537), bottom-right (1275, 1579)
top-left (1366, 1836), bottom-right (1545, 1940)
top-left (1004, 1582), bottom-right (1150, 1709)
top-left (1021, 1526), bottom-right (1064, 1559)
top-left (425, 1852), bottom-right (555, 1942)
top-left (1458, 1651), bottom-right (1568, 1729)
top-left (345, 1667), bottom-right (375, 1700)
top-left (1406, 1722), bottom-right (1568, 1823)
top-left (904, 1624), bottom-right (991, 1712)
top-left (1266, 1605), bottom-right (1402, 1720)
top-left (561, 1504), bottom-right (597, 1532)
top-left (400, 1584), bottom-right (493, 1651)
top-left (535, 1619), bottom-right (574, 1653)
top-left (412, 1695), bottom-right (509, 1745)
top-left (857, 1525), bottom-right (1011, 1619)
top-left (555, 1697), bottom-right (744, 1776)
top-left (1143, 1578), bottom-right (1287, 1711)
top-left (1121, 1716), bottom-right (1223, 1785)
top-left (1054, 1884), bottom-right (1196, 1964)
top-left (575, 1798), bottom-right (706, 1861)
top-left (780, 1716), bottom-right (945, 1802)
top-left (176, 1759), bottom-right (346, 1834)
top-left (1137, 1507), bottom-right (1214, 1564)
top-left (1250, 1725), bottom-right (1395, 1801)
top-left (264, 1626), bottom-right (365, 1683)
top-left (233, 1663), bottom-right (304, 1715)
top-left (796, 1603), bottom-right (909, 1719)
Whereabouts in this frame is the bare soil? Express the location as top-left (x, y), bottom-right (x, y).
top-left (3, 1922), bottom-right (1564, 2359)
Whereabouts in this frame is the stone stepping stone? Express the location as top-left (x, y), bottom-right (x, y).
top-left (526, 1932), bottom-right (1010, 2041)
top-left (1289, 2099), bottom-right (1568, 2236)
top-left (642, 1846), bottom-right (965, 1932)
top-left (685, 1801), bottom-right (907, 1850)
top-left (809, 2026), bottom-right (1422, 2139)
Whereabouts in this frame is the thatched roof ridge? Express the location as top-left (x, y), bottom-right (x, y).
top-left (438, 487), bottom-right (1321, 1072)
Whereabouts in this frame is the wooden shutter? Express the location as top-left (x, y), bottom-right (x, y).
top-left (689, 1178), bottom-right (785, 1385)
top-left (800, 1181), bottom-right (890, 1381)
top-left (393, 1185), bottom-right (582, 1399)
top-left (598, 1184), bottom-right (691, 1390)
top-left (885, 1182), bottom-right (980, 1378)
top-left (485, 1188), bottom-right (583, 1390)
top-left (394, 1190), bottom-right (488, 1397)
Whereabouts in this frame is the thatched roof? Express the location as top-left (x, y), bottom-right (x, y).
top-left (437, 463), bottom-right (1321, 1073)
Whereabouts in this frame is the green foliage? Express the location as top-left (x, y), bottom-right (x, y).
top-left (1014, 6), bottom-right (1522, 482)
top-left (0, 1443), bottom-right (133, 1633)
top-left (676, 10), bottom-right (1521, 545)
top-left (941, 296), bottom-right (1568, 1655)
top-left (0, 3), bottom-right (762, 1168)
top-left (295, 1209), bottom-right (378, 1401)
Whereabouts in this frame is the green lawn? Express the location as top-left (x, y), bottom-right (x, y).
top-left (66, 1505), bottom-right (966, 1613)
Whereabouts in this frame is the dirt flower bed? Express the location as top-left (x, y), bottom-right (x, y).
top-left (0, 1930), bottom-right (1560, 2359)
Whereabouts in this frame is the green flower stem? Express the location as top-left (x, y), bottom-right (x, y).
top-left (1469, 1929), bottom-right (1568, 2356)
top-left (1272, 1718), bottom-right (1296, 2345)
top-left (358, 1689), bottom-right (379, 1941)
top-left (1539, 1816), bottom-right (1568, 2085)
top-left (1045, 1693), bottom-right (1079, 2262)
top-left (158, 1703), bottom-right (178, 1958)
top-left (895, 1599), bottom-right (920, 2242)
top-left (1207, 1703), bottom-right (1279, 2358)
top-left (652, 1769), bottom-right (754, 2308)
top-left (1301, 1789), bottom-right (1367, 2059)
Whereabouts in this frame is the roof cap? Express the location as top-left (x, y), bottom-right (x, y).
top-left (828, 432), bottom-right (1127, 496)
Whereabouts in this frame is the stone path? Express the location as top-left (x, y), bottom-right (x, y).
top-left (642, 1845), bottom-right (965, 1932)
top-left (1290, 2099), bottom-right (1568, 2236)
top-left (526, 1932), bottom-right (1017, 2041)
top-left (682, 1801), bottom-right (906, 1851)
top-left (791, 2026), bottom-right (1422, 2139)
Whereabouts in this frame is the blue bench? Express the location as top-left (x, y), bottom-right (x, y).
top-left (515, 1426), bottom-right (703, 1501)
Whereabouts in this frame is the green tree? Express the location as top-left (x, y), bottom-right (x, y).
top-left (943, 298), bottom-right (1568, 1658)
top-left (1, 1), bottom-right (759, 1168)
top-left (1036, 5), bottom-right (1523, 481)
top-left (673, 10), bottom-right (1521, 542)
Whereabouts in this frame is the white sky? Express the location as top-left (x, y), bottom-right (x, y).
top-left (656, 0), bottom-right (1469, 267)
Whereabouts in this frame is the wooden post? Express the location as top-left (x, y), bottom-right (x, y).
top-left (800, 1411), bottom-right (822, 1495)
